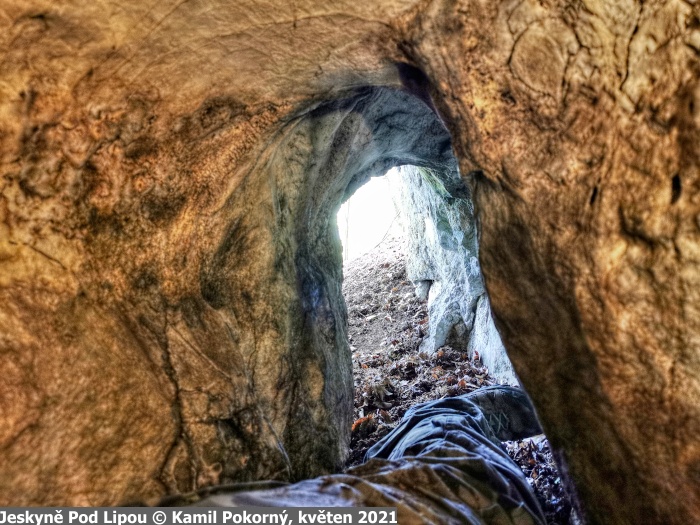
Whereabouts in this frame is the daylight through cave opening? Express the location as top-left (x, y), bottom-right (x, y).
top-left (336, 162), bottom-right (518, 381)
top-left (333, 160), bottom-right (521, 466)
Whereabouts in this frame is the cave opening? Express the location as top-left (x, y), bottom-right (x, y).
top-left (313, 94), bottom-right (577, 523)
top-left (335, 162), bottom-right (519, 458)
top-left (253, 83), bottom-right (576, 521)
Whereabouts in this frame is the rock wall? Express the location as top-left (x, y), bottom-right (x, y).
top-left (390, 165), bottom-right (518, 384)
top-left (400, 2), bottom-right (700, 523)
top-left (0, 64), bottom-right (456, 503)
top-left (1, 1), bottom-right (699, 523)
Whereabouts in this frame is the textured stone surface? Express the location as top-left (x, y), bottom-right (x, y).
top-left (400, 2), bottom-right (700, 523)
top-left (390, 166), bottom-right (517, 384)
top-left (1, 1), bottom-right (699, 523)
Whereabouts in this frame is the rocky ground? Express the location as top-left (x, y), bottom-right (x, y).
top-left (342, 236), bottom-right (578, 525)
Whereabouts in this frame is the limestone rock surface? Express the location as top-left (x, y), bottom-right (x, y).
top-left (0, 1), bottom-right (699, 524)
top-left (390, 165), bottom-right (517, 384)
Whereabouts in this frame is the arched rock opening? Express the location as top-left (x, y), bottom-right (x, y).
top-left (212, 85), bottom-right (512, 480)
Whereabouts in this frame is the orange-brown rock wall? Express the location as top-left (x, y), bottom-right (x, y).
top-left (1, 1), bottom-right (699, 523)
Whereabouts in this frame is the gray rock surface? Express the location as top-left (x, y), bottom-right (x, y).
top-left (389, 166), bottom-right (517, 385)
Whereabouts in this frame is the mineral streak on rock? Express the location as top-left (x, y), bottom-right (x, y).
top-left (1, 1), bottom-right (699, 524)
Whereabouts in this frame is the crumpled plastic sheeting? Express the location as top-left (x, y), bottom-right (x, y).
top-left (187, 396), bottom-right (545, 525)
